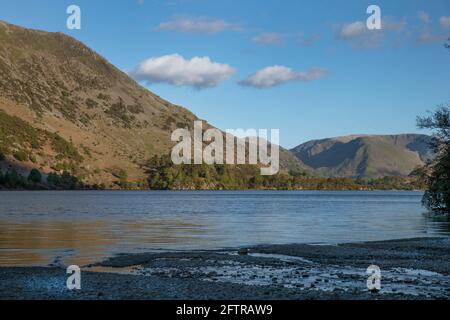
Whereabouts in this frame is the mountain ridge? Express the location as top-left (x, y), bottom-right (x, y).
top-left (290, 133), bottom-right (433, 178)
top-left (0, 20), bottom-right (307, 186)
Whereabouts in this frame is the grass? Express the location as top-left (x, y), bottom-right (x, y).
top-left (0, 110), bottom-right (83, 163)
top-left (105, 99), bottom-right (135, 128)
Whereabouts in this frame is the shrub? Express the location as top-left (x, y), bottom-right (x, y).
top-left (28, 169), bottom-right (42, 183)
top-left (47, 171), bottom-right (80, 189)
top-left (105, 100), bottom-right (133, 127)
top-left (0, 110), bottom-right (42, 153)
top-left (417, 105), bottom-right (450, 213)
top-left (97, 93), bottom-right (110, 101)
top-left (51, 134), bottom-right (83, 162)
top-left (422, 149), bottom-right (450, 213)
top-left (127, 104), bottom-right (144, 114)
top-left (1, 169), bottom-right (26, 188)
top-left (13, 150), bottom-right (28, 162)
top-left (112, 169), bottom-right (128, 188)
top-left (85, 98), bottom-right (98, 109)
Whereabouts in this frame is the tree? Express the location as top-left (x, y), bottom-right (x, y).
top-left (417, 105), bottom-right (450, 213)
top-left (28, 169), bottom-right (42, 184)
top-left (47, 171), bottom-right (79, 189)
top-left (114, 169), bottom-right (129, 188)
top-left (3, 169), bottom-right (26, 188)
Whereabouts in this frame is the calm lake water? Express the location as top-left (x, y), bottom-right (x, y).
top-left (0, 190), bottom-right (449, 266)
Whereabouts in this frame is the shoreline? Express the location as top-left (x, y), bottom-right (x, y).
top-left (1, 237), bottom-right (449, 300)
top-left (0, 188), bottom-right (426, 192)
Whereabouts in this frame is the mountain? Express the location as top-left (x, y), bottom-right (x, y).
top-left (290, 134), bottom-right (434, 178)
top-left (0, 21), bottom-right (306, 186)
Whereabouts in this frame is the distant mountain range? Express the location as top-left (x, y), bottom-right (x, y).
top-left (290, 134), bottom-right (434, 178)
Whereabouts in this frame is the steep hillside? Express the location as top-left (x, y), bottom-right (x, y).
top-left (0, 21), bottom-right (307, 187)
top-left (290, 134), bottom-right (434, 178)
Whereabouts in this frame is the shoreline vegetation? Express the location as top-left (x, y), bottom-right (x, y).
top-left (0, 154), bottom-right (427, 191)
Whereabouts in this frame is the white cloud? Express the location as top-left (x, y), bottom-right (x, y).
top-left (414, 14), bottom-right (448, 44)
top-left (338, 21), bottom-right (367, 39)
top-left (156, 16), bottom-right (241, 33)
top-left (252, 32), bottom-right (285, 45)
top-left (383, 17), bottom-right (406, 32)
top-left (252, 32), bottom-right (320, 46)
top-left (336, 17), bottom-right (405, 48)
top-left (130, 54), bottom-right (235, 89)
top-left (239, 65), bottom-right (327, 88)
top-left (337, 21), bottom-right (382, 48)
top-left (440, 16), bottom-right (450, 29)
top-left (416, 30), bottom-right (446, 44)
top-left (297, 32), bottom-right (320, 46)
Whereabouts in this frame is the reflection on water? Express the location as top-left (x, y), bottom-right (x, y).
top-left (0, 190), bottom-right (448, 266)
top-left (427, 215), bottom-right (450, 234)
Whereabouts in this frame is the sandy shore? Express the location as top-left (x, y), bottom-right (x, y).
top-left (1, 237), bottom-right (449, 300)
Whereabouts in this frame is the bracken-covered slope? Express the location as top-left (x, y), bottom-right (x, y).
top-left (0, 21), bottom-right (307, 186)
top-left (290, 134), bottom-right (434, 178)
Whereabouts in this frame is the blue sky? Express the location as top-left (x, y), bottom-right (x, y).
top-left (1, 0), bottom-right (449, 148)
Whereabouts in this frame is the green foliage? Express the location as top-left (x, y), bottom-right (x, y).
top-left (112, 168), bottom-right (129, 188)
top-left (47, 171), bottom-right (80, 190)
top-left (28, 169), bottom-right (42, 183)
top-left (105, 99), bottom-right (135, 128)
top-left (146, 155), bottom-right (425, 191)
top-left (85, 98), bottom-right (98, 109)
top-left (29, 154), bottom-right (37, 163)
top-left (127, 104), bottom-right (144, 114)
top-left (0, 110), bottom-right (42, 154)
top-left (418, 105), bottom-right (450, 213)
top-left (422, 149), bottom-right (450, 212)
top-left (52, 161), bottom-right (74, 172)
top-left (0, 111), bottom-right (81, 164)
top-left (56, 97), bottom-right (78, 122)
top-left (97, 93), bottom-right (110, 101)
top-left (13, 150), bottom-right (28, 162)
top-left (0, 169), bottom-right (27, 188)
top-left (51, 134), bottom-right (83, 162)
top-left (0, 167), bottom-right (84, 190)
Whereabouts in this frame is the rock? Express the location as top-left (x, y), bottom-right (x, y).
top-left (238, 248), bottom-right (250, 256)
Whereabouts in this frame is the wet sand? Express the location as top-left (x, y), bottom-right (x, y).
top-left (1, 237), bottom-right (449, 300)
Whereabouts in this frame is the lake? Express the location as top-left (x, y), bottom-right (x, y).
top-left (0, 190), bottom-right (449, 267)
